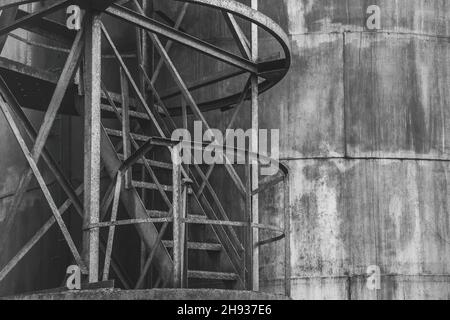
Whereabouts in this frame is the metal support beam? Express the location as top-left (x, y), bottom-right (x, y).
top-left (150, 2), bottom-right (189, 84)
top-left (0, 96), bottom-right (87, 273)
top-left (0, 185), bottom-right (83, 283)
top-left (83, 11), bottom-right (102, 283)
top-left (222, 11), bottom-right (251, 60)
top-left (172, 144), bottom-right (186, 288)
top-left (251, 0), bottom-right (259, 292)
top-left (102, 173), bottom-right (122, 281)
top-left (146, 31), bottom-right (247, 198)
top-left (106, 4), bottom-right (257, 73)
top-left (120, 68), bottom-right (131, 188)
top-left (6, 26), bottom-right (84, 245)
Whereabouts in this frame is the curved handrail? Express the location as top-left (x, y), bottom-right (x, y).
top-left (116, 135), bottom-right (289, 240)
top-left (168, 0), bottom-right (292, 114)
top-left (0, 0), bottom-right (291, 115)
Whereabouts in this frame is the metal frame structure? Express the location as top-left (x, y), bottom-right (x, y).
top-left (0, 0), bottom-right (292, 296)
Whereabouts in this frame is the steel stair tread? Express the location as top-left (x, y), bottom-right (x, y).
top-left (117, 153), bottom-right (172, 170)
top-left (101, 104), bottom-right (149, 120)
top-left (101, 104), bottom-right (166, 120)
top-left (132, 180), bottom-right (173, 192)
top-left (104, 128), bottom-right (150, 142)
top-left (146, 210), bottom-right (171, 218)
top-left (162, 241), bottom-right (222, 252)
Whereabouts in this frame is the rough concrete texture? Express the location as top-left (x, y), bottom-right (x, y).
top-left (270, 0), bottom-right (450, 299)
top-left (160, 0), bottom-right (450, 299)
top-left (3, 289), bottom-right (290, 300)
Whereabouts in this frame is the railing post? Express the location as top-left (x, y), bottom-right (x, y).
top-left (182, 177), bottom-right (192, 287)
top-left (244, 161), bottom-right (252, 290)
top-left (172, 143), bottom-right (186, 288)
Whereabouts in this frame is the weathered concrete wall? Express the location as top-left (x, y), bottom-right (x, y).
top-left (270, 0), bottom-right (450, 300)
top-left (164, 0), bottom-right (450, 299)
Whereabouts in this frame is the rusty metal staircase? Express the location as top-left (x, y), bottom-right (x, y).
top-left (0, 0), bottom-right (292, 296)
top-left (98, 85), bottom-right (248, 289)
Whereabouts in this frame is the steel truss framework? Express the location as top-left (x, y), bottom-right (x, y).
top-left (0, 0), bottom-right (292, 296)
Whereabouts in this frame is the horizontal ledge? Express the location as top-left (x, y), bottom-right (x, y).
top-left (280, 156), bottom-right (450, 163)
top-left (289, 30), bottom-right (450, 41)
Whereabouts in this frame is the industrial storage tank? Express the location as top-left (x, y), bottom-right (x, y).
top-left (163, 0), bottom-right (450, 299)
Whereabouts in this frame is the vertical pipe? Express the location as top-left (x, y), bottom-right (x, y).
top-left (251, 0), bottom-right (259, 292)
top-left (83, 10), bottom-right (102, 283)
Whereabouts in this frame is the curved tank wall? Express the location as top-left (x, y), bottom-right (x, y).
top-left (162, 0), bottom-right (450, 299)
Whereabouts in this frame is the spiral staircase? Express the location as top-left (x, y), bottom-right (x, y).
top-left (0, 0), bottom-right (291, 299)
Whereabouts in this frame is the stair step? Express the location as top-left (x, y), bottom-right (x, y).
top-left (162, 241), bottom-right (222, 252)
top-left (188, 271), bottom-right (238, 281)
top-left (186, 215), bottom-right (246, 227)
top-left (146, 210), bottom-right (171, 218)
top-left (101, 104), bottom-right (150, 121)
top-left (105, 128), bottom-right (150, 142)
top-left (132, 180), bottom-right (174, 192)
top-left (117, 154), bottom-right (172, 170)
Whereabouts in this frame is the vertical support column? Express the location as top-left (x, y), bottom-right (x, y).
top-left (83, 10), bottom-right (102, 283)
top-left (251, 0), bottom-right (259, 292)
top-left (135, 1), bottom-right (148, 281)
top-left (120, 68), bottom-right (131, 188)
top-left (172, 143), bottom-right (186, 288)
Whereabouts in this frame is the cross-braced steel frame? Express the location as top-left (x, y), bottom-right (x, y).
top-left (0, 0), bottom-right (292, 296)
